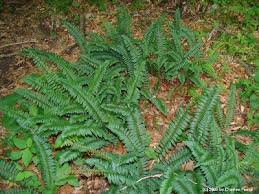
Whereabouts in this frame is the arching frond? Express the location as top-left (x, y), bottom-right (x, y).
top-left (156, 107), bottom-right (190, 157)
top-left (33, 135), bottom-right (56, 192)
top-left (63, 21), bottom-right (87, 54)
top-left (190, 87), bottom-right (219, 145)
top-left (224, 84), bottom-right (236, 129)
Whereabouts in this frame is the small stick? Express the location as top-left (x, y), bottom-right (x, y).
top-left (0, 52), bottom-right (18, 59)
top-left (0, 40), bottom-right (37, 50)
top-left (120, 173), bottom-right (163, 191)
top-left (119, 171), bottom-right (213, 192)
top-left (63, 43), bottom-right (78, 54)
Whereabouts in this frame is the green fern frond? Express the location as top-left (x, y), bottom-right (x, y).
top-left (171, 9), bottom-right (195, 45)
top-left (160, 170), bottom-right (204, 194)
top-left (162, 171), bottom-right (204, 194)
top-left (159, 168), bottom-right (176, 194)
top-left (169, 24), bottom-right (183, 58)
top-left (125, 77), bottom-right (141, 103)
top-left (103, 104), bottom-right (149, 155)
top-left (141, 90), bottom-right (168, 115)
top-left (0, 160), bottom-right (20, 182)
top-left (22, 49), bottom-right (49, 71)
top-left (22, 74), bottom-right (70, 107)
top-left (15, 88), bottom-right (54, 110)
top-left (33, 135), bottom-right (56, 192)
top-left (158, 148), bottom-right (192, 194)
top-left (126, 107), bottom-right (150, 155)
top-left (60, 123), bottom-right (108, 140)
top-left (224, 84), bottom-right (236, 129)
top-left (166, 147), bottom-right (192, 166)
top-left (120, 35), bottom-right (143, 77)
top-left (85, 155), bottom-right (137, 185)
top-left (57, 136), bottom-right (79, 147)
top-left (225, 137), bottom-right (239, 170)
top-left (144, 15), bottom-right (166, 55)
top-left (116, 7), bottom-right (132, 37)
top-left (87, 61), bottom-right (109, 94)
top-left (239, 143), bottom-right (259, 176)
top-left (58, 150), bottom-right (81, 164)
top-left (190, 87), bottom-right (218, 145)
top-left (233, 129), bottom-right (259, 142)
top-left (0, 160), bottom-right (36, 189)
top-left (156, 107), bottom-right (190, 157)
top-left (185, 141), bottom-right (218, 186)
top-left (60, 79), bottom-right (108, 123)
top-left (216, 169), bottom-right (243, 188)
top-left (63, 21), bottom-right (87, 54)
top-left (179, 26), bottom-right (196, 46)
top-left (106, 119), bottom-right (140, 154)
top-left (184, 42), bottom-right (201, 60)
top-left (200, 165), bottom-right (218, 187)
top-left (0, 105), bottom-right (29, 124)
top-left (214, 100), bottom-right (224, 129)
top-left (185, 141), bottom-right (214, 167)
top-left (173, 9), bottom-right (181, 30)
top-left (209, 118), bottom-right (223, 157)
top-left (0, 106), bottom-right (33, 131)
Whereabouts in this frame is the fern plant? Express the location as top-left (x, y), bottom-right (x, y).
top-left (0, 136), bottom-right (77, 193)
top-left (0, 7), bottom-right (256, 194)
top-left (76, 86), bottom-right (255, 193)
top-left (0, 160), bottom-right (38, 193)
top-left (143, 10), bottom-right (203, 85)
top-left (0, 8), bottom-right (165, 193)
top-left (87, 8), bottom-right (206, 86)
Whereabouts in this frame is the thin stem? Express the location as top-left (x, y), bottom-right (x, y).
top-left (120, 173), bottom-right (163, 191)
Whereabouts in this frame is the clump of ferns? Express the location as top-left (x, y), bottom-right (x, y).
top-left (142, 10), bottom-right (205, 86)
top-left (80, 85), bottom-right (253, 194)
top-left (86, 7), bottom-right (210, 86)
top-left (0, 8), bottom-right (165, 193)
top-left (0, 160), bottom-right (35, 194)
top-left (0, 7), bottom-right (257, 194)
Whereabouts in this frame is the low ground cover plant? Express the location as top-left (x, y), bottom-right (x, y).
top-left (0, 7), bottom-right (257, 194)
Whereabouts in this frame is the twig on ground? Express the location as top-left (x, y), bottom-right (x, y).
top-left (119, 171), bottom-right (213, 191)
top-left (0, 52), bottom-right (18, 59)
top-left (207, 26), bottom-right (223, 42)
top-left (238, 60), bottom-right (255, 75)
top-left (63, 43), bottom-right (78, 54)
top-left (120, 174), bottom-right (163, 191)
top-left (0, 40), bottom-right (37, 50)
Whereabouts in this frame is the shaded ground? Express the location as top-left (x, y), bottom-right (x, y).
top-left (0, 0), bottom-right (255, 193)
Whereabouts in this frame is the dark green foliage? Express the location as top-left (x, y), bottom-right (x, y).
top-left (232, 129), bottom-right (259, 189)
top-left (143, 10), bottom-right (203, 85)
top-left (33, 135), bottom-right (56, 193)
top-left (155, 107), bottom-right (190, 158)
top-left (93, 8), bottom-right (205, 86)
top-left (0, 0), bottom-right (3, 12)
top-left (158, 87), bottom-right (242, 194)
top-left (0, 7), bottom-right (256, 194)
top-left (237, 66), bottom-right (259, 125)
top-left (0, 160), bottom-right (21, 183)
top-left (0, 160), bottom-right (38, 192)
top-left (208, 0), bottom-right (258, 63)
top-left (87, 0), bottom-right (107, 11)
top-left (45, 0), bottom-right (73, 12)
top-left (0, 8), bottom-right (167, 192)
top-left (131, 0), bottom-right (144, 9)
top-left (82, 86), bottom-right (246, 193)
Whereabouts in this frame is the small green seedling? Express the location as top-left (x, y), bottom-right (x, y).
top-left (10, 137), bottom-right (37, 167)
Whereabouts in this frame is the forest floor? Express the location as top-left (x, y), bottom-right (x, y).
top-left (0, 0), bottom-right (256, 193)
